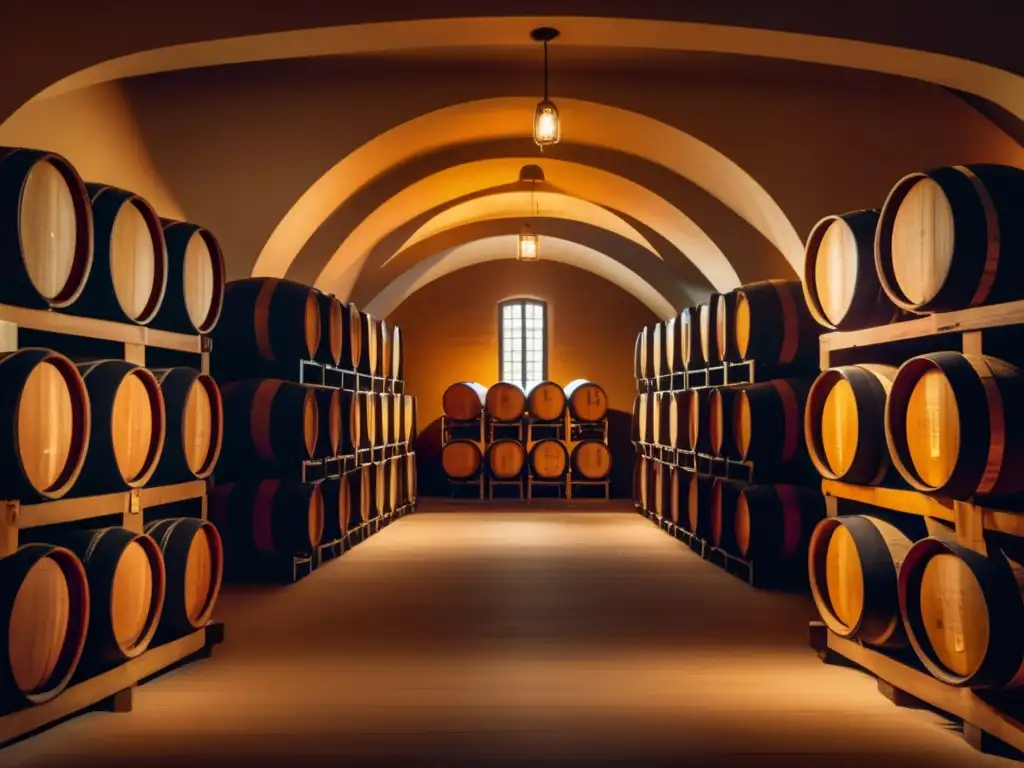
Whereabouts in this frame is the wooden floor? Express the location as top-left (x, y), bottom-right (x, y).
top-left (3, 501), bottom-right (1018, 767)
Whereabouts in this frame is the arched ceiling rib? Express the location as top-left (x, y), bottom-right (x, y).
top-left (365, 235), bottom-right (675, 319)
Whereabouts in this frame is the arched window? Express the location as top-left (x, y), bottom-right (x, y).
top-left (498, 298), bottom-right (547, 390)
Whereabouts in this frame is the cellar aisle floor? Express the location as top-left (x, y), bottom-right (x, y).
top-left (3, 501), bottom-right (1018, 768)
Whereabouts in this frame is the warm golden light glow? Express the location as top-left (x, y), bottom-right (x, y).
top-left (518, 231), bottom-right (540, 261)
top-left (534, 100), bottom-right (560, 147)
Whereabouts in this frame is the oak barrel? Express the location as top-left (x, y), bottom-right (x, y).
top-left (667, 391), bottom-right (690, 450)
top-left (219, 379), bottom-right (317, 473)
top-left (664, 316), bottom-right (682, 374)
top-left (150, 367), bottom-right (223, 484)
top-left (886, 352), bottom-right (1024, 499)
top-left (442, 440), bottom-right (482, 479)
top-left (338, 390), bottom-right (359, 455)
top-left (377, 393), bottom-right (391, 447)
top-left (564, 379), bottom-right (608, 423)
top-left (687, 388), bottom-right (712, 453)
top-left (529, 439), bottom-right (569, 479)
top-left (0, 348), bottom-right (91, 501)
top-left (0, 147), bottom-right (93, 310)
top-left (403, 394), bottom-right (417, 445)
top-left (875, 164), bottom-right (1024, 313)
top-left (486, 438), bottom-right (526, 479)
top-left (637, 393), bottom-right (655, 444)
top-left (571, 440), bottom-right (611, 480)
top-left (734, 280), bottom-right (819, 365)
top-left (708, 386), bottom-right (744, 458)
top-left (391, 392), bottom-right (403, 444)
top-left (732, 379), bottom-right (810, 470)
top-left (686, 473), bottom-right (714, 537)
top-left (348, 465), bottom-right (373, 527)
top-left (353, 391), bottom-right (374, 450)
top-left (209, 479), bottom-right (324, 559)
top-left (636, 326), bottom-right (654, 380)
top-left (652, 321), bottom-right (669, 379)
top-left (734, 485), bottom-right (824, 568)
top-left (527, 381), bottom-right (567, 422)
top-left (380, 319), bottom-right (391, 381)
top-left (372, 460), bottom-right (397, 517)
top-left (803, 209), bottom-right (898, 331)
top-left (341, 301), bottom-right (362, 372)
top-left (313, 290), bottom-right (343, 366)
top-left (486, 382), bottom-right (526, 422)
top-left (358, 311), bottom-right (379, 376)
top-left (69, 184), bottom-right (167, 325)
top-left (808, 515), bottom-right (915, 647)
top-left (443, 382), bottom-right (487, 421)
top-left (805, 364), bottom-right (897, 485)
top-left (404, 451), bottom-right (418, 506)
top-left (391, 325), bottom-right (403, 382)
top-left (74, 361), bottom-right (166, 495)
top-left (654, 462), bottom-right (671, 519)
top-left (708, 479), bottom-right (746, 553)
top-left (0, 544), bottom-right (89, 710)
top-left (143, 518), bottom-right (222, 640)
top-left (150, 220), bottom-right (225, 334)
top-left (652, 391), bottom-right (671, 448)
top-left (211, 278), bottom-right (321, 370)
top-left (699, 297), bottom-right (721, 364)
top-left (714, 290), bottom-right (741, 362)
top-left (313, 387), bottom-right (341, 458)
top-left (680, 307), bottom-right (702, 369)
top-left (899, 537), bottom-right (1024, 689)
top-left (29, 527), bottom-right (166, 668)
top-left (320, 474), bottom-right (350, 540)
top-left (668, 466), bottom-right (686, 524)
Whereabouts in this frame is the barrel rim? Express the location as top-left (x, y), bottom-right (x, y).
top-left (120, 366), bottom-right (168, 487)
top-left (187, 520), bottom-right (224, 628)
top-left (802, 213), bottom-right (852, 330)
top-left (804, 368), bottom-right (853, 482)
top-left (191, 373), bottom-right (224, 478)
top-left (113, 532), bottom-right (167, 657)
top-left (104, 191), bottom-right (170, 325)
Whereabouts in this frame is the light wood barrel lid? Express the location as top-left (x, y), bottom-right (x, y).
top-left (732, 392), bottom-right (752, 458)
top-left (18, 360), bottom-right (75, 494)
top-left (303, 389), bottom-right (318, 458)
top-left (918, 553), bottom-right (989, 678)
top-left (687, 390), bottom-right (701, 449)
top-left (110, 200), bottom-right (158, 321)
top-left (903, 369), bottom-right (959, 488)
top-left (825, 525), bottom-right (865, 631)
top-left (19, 160), bottom-right (78, 302)
top-left (489, 440), bottom-right (525, 478)
top-left (573, 441), bottom-right (611, 479)
top-left (529, 382), bottom-right (566, 421)
top-left (568, 382), bottom-right (607, 422)
top-left (442, 441), bottom-right (481, 478)
top-left (8, 556), bottom-right (71, 694)
top-left (184, 527), bottom-right (219, 625)
top-left (531, 440), bottom-right (567, 477)
top-left (183, 231), bottom-right (217, 330)
top-left (820, 378), bottom-right (859, 477)
top-left (486, 383), bottom-right (526, 422)
top-left (308, 486), bottom-right (325, 548)
top-left (734, 293), bottom-right (751, 359)
top-left (813, 218), bottom-right (859, 327)
top-left (182, 376), bottom-right (220, 476)
top-left (890, 178), bottom-right (955, 306)
top-left (110, 541), bottom-right (155, 652)
top-left (111, 370), bottom-right (162, 483)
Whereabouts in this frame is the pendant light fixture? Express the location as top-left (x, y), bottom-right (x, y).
top-left (531, 27), bottom-right (561, 149)
top-left (517, 164), bottom-right (543, 261)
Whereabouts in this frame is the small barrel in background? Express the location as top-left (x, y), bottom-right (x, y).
top-left (312, 387), bottom-right (341, 458)
top-left (733, 280), bottom-right (819, 366)
top-left (527, 381), bottom-right (567, 422)
top-left (715, 290), bottom-right (741, 362)
top-left (313, 290), bottom-right (343, 366)
top-left (731, 379), bottom-right (810, 472)
top-left (348, 465), bottom-right (373, 528)
top-left (652, 391), bottom-right (671, 448)
top-left (734, 485), bottom-right (825, 571)
top-left (803, 209), bottom-right (899, 331)
top-left (885, 351), bottom-right (1024, 499)
top-left (218, 379), bottom-right (317, 475)
top-left (73, 360), bottom-right (166, 496)
top-left (486, 439), bottom-right (526, 479)
top-left (391, 325), bottom-right (404, 382)
top-left (442, 440), bottom-right (483, 480)
top-left (680, 307), bottom-right (702, 370)
top-left (0, 348), bottom-right (91, 501)
top-left (0, 544), bottom-right (90, 711)
top-left (150, 220), bottom-right (225, 335)
top-left (486, 382), bottom-right (526, 423)
top-left (379, 319), bottom-right (391, 381)
top-left (443, 382), bottom-right (487, 421)
top-left (143, 518), bottom-right (223, 641)
top-left (875, 164), bottom-right (1024, 313)
top-left (210, 479), bottom-right (324, 562)
top-left (358, 311), bottom-right (380, 376)
top-left (708, 386), bottom-right (744, 459)
top-left (687, 389), bottom-right (712, 454)
top-left (564, 379), bottom-right (608, 423)
top-left (710, 478), bottom-right (747, 554)
top-left (686, 473), bottom-right (714, 537)
top-left (320, 475), bottom-right (351, 541)
top-left (529, 439), bottom-right (569, 479)
top-left (0, 148), bottom-right (94, 311)
top-left (340, 301), bottom-right (362, 372)
top-left (668, 391), bottom-right (689, 450)
top-left (69, 184), bottom-right (167, 325)
top-left (804, 364), bottom-right (897, 486)
top-left (150, 367), bottom-right (223, 484)
top-left (699, 297), bottom-right (721, 364)
top-left (652, 321), bottom-right (669, 379)
top-left (571, 440), bottom-right (611, 480)
top-left (664, 316), bottom-right (682, 374)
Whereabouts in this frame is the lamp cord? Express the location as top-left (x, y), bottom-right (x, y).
top-left (543, 41), bottom-right (549, 101)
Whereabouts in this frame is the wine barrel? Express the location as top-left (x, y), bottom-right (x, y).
top-left (667, 391), bottom-right (690, 450)
top-left (210, 278), bottom-right (321, 368)
top-left (680, 307), bottom-right (702, 369)
top-left (486, 382), bottom-right (526, 423)
top-left (348, 465), bottom-right (373, 527)
top-left (0, 544), bottom-right (90, 711)
top-left (404, 451), bottom-right (418, 506)
top-left (899, 537), bottom-right (1024, 689)
top-left (652, 321), bottom-right (669, 379)
top-left (564, 379), bottom-right (608, 423)
top-left (358, 311), bottom-right (379, 376)
top-left (0, 348), bottom-right (91, 501)
top-left (527, 381), bottom-right (566, 422)
top-left (708, 386), bottom-right (744, 458)
top-left (391, 325), bottom-right (403, 382)
top-left (403, 394), bottom-right (417, 445)
top-left (443, 382), bottom-right (487, 421)
top-left (219, 379), bottom-right (317, 472)
top-left (686, 473), bottom-right (714, 537)
top-left (28, 527), bottom-right (166, 667)
top-left (150, 220), bottom-right (225, 334)
top-left (320, 475), bottom-right (350, 540)
top-left (636, 326), bottom-right (654, 380)
top-left (486, 439), bottom-right (526, 479)
top-left (143, 518), bottom-right (222, 640)
top-left (68, 184), bottom-right (167, 325)
top-left (664, 316), bottom-right (682, 374)
top-left (529, 439), bottom-right (569, 479)
top-left (336, 390), bottom-right (359, 456)
top-left (312, 290), bottom-right (343, 366)
top-left (74, 361), bottom-right (166, 495)
top-left (0, 148), bottom-right (93, 310)
top-left (654, 462), bottom-right (671, 519)
top-left (687, 388), bottom-right (712, 454)
top-left (709, 479), bottom-right (747, 553)
top-left (571, 440), bottom-right (611, 480)
top-left (633, 329), bottom-right (643, 380)
top-left (803, 210), bottom-right (898, 331)
top-left (652, 391), bottom-right (671, 448)
top-left (442, 440), bottom-right (482, 479)
top-left (885, 352), bottom-right (1024, 499)
top-left (732, 379), bottom-right (810, 469)
top-left (734, 280), bottom-right (818, 365)
top-left (377, 393), bottom-right (391, 447)
top-left (805, 365), bottom-right (897, 485)
top-left (313, 387), bottom-right (341, 458)
top-left (699, 297), bottom-right (721, 364)
top-left (638, 393), bottom-right (655, 444)
top-left (209, 479), bottom-right (324, 558)
top-left (714, 291), bottom-right (741, 362)
top-left (380, 319), bottom-right (391, 381)
top-left (668, 466), bottom-right (686, 524)
top-left (808, 515), bottom-right (915, 647)
top-left (734, 485), bottom-right (824, 568)
top-left (372, 460), bottom-right (397, 517)
top-left (150, 368), bottom-right (222, 484)
top-left (640, 456), bottom-right (658, 512)
top-left (352, 391), bottom-right (374, 450)
top-left (341, 301), bottom-right (362, 372)
top-left (392, 393), bottom-right (404, 444)
top-left (875, 164), bottom-right (1024, 313)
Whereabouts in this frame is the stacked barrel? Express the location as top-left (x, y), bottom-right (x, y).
top-left (803, 164), bottom-right (1024, 699)
top-left (0, 147), bottom-right (225, 715)
top-left (632, 279), bottom-right (826, 585)
top-left (441, 379), bottom-right (611, 499)
top-left (208, 278), bottom-right (416, 580)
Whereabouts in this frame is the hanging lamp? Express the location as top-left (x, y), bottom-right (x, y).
top-left (531, 27), bottom-right (561, 148)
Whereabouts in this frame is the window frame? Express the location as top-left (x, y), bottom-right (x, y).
top-left (497, 298), bottom-right (548, 390)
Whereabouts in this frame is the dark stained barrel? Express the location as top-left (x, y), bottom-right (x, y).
top-left (652, 321), bottom-right (669, 379)
top-left (708, 386), bottom-right (744, 458)
top-left (443, 382), bottom-right (487, 421)
top-left (313, 387), bottom-right (341, 458)
top-left (150, 367), bottom-right (223, 484)
top-left (732, 379), bottom-right (811, 471)
top-left (0, 147), bottom-right (93, 310)
top-left (687, 388), bottom-right (713, 454)
top-left (357, 310), bottom-right (379, 376)
top-left (348, 465), bottom-right (373, 528)
top-left (150, 220), bottom-right (225, 334)
top-left (313, 290), bottom-right (343, 366)
top-left (686, 473), bottom-right (714, 537)
top-left (699, 296), bottom-right (721, 365)
top-left (709, 478), bottom-right (747, 554)
top-left (875, 164), bottom-right (1024, 313)
top-left (652, 391), bottom-right (671, 448)
top-left (144, 518), bottom-right (223, 640)
top-left (320, 474), bottom-right (351, 541)
top-left (210, 479), bottom-right (324, 560)
top-left (680, 307), bottom-right (702, 369)
top-left (714, 290), bottom-right (741, 362)
top-left (664, 316), bottom-right (683, 374)
top-left (734, 280), bottom-right (819, 366)
top-left (734, 485), bottom-right (824, 569)
top-left (667, 391), bottom-right (690, 450)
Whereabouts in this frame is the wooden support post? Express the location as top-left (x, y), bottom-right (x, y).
top-left (101, 687), bottom-right (134, 713)
top-left (123, 341), bottom-right (146, 366)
